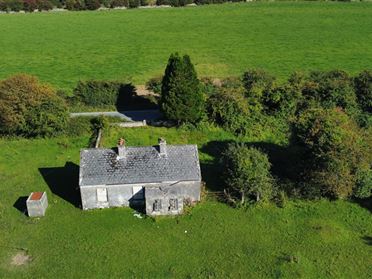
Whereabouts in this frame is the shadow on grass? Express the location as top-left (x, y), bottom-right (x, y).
top-left (200, 140), bottom-right (235, 192)
top-left (200, 140), bottom-right (304, 194)
top-left (116, 83), bottom-right (159, 111)
top-left (13, 196), bottom-right (28, 216)
top-left (352, 197), bottom-right (372, 214)
top-left (39, 162), bottom-right (81, 208)
top-left (362, 236), bottom-right (372, 246)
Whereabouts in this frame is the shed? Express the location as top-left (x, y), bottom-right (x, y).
top-left (26, 192), bottom-right (48, 217)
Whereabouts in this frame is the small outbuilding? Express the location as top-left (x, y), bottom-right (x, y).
top-left (26, 192), bottom-right (48, 217)
top-left (79, 138), bottom-right (202, 216)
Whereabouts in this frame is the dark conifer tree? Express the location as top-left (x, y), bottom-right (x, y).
top-left (160, 53), bottom-right (204, 123)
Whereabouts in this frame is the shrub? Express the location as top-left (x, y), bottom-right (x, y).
top-left (354, 70), bottom-right (372, 113)
top-left (128, 0), bottom-right (139, 7)
top-left (23, 0), bottom-right (37, 11)
top-left (161, 53), bottom-right (205, 124)
top-left (156, 0), bottom-right (170, 5)
top-left (110, 0), bottom-right (128, 7)
top-left (262, 84), bottom-right (301, 117)
top-left (353, 167), bottom-right (372, 199)
top-left (84, 0), bottom-right (100, 9)
top-left (66, 117), bottom-right (92, 136)
top-left (0, 74), bottom-right (68, 137)
top-left (206, 87), bottom-right (251, 135)
top-left (73, 80), bottom-right (135, 108)
top-left (90, 115), bottom-right (108, 130)
top-left (37, 0), bottom-right (53, 10)
top-left (222, 144), bottom-right (274, 204)
top-left (242, 69), bottom-right (276, 113)
top-left (199, 77), bottom-right (219, 96)
top-left (26, 97), bottom-right (68, 137)
top-left (65, 0), bottom-right (85, 10)
top-left (300, 70), bottom-right (359, 116)
top-left (293, 108), bottom-right (371, 199)
top-left (146, 76), bottom-right (162, 94)
top-left (168, 0), bottom-right (191, 6)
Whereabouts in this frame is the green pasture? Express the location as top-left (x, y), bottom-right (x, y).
top-left (0, 126), bottom-right (371, 278)
top-left (1, 2), bottom-right (372, 90)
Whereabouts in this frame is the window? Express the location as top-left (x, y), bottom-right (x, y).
top-left (169, 199), bottom-right (178, 211)
top-left (97, 188), bottom-right (107, 202)
top-left (153, 199), bottom-right (162, 212)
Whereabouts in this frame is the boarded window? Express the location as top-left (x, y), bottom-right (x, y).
top-left (97, 188), bottom-right (107, 202)
top-left (153, 199), bottom-right (161, 212)
top-left (169, 199), bottom-right (178, 211)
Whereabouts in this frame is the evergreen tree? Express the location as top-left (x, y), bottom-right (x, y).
top-left (161, 53), bottom-right (205, 123)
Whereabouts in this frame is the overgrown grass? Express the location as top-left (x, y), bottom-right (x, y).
top-left (0, 126), bottom-right (371, 278)
top-left (1, 2), bottom-right (372, 90)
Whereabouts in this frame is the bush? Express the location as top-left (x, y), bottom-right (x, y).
top-left (353, 167), bottom-right (372, 199)
top-left (199, 77), bottom-right (219, 96)
top-left (146, 76), bottom-right (162, 94)
top-left (110, 0), bottom-right (128, 7)
top-left (23, 0), bottom-right (37, 11)
top-left (156, 0), bottom-right (170, 5)
top-left (242, 69), bottom-right (276, 113)
top-left (26, 97), bottom-right (68, 137)
top-left (354, 70), bottom-right (372, 113)
top-left (0, 0), bottom-right (14, 11)
top-left (65, 0), bottom-right (85, 10)
top-left (37, 0), bottom-right (53, 10)
top-left (300, 70), bottom-right (359, 116)
top-left (262, 84), bottom-right (301, 117)
top-left (293, 108), bottom-right (371, 199)
top-left (128, 0), bottom-right (139, 7)
top-left (168, 0), bottom-right (192, 6)
top-left (73, 80), bottom-right (135, 108)
top-left (66, 117), bottom-right (92, 136)
top-left (195, 0), bottom-right (233, 4)
top-left (84, 0), bottom-right (100, 9)
top-left (0, 74), bottom-right (68, 137)
top-left (161, 53), bottom-right (205, 124)
top-left (222, 144), bottom-right (274, 204)
top-left (206, 87), bottom-right (251, 135)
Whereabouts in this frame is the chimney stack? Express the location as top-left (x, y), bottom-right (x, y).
top-left (117, 138), bottom-right (126, 158)
top-left (158, 138), bottom-right (167, 157)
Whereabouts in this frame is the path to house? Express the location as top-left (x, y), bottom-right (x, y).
top-left (70, 110), bottom-right (162, 122)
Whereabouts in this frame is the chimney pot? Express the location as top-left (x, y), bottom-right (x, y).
top-left (117, 138), bottom-right (126, 157)
top-left (158, 138), bottom-right (167, 157)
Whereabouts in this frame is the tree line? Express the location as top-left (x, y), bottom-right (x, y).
top-left (0, 0), bottom-right (244, 12)
top-left (159, 53), bottom-right (371, 203)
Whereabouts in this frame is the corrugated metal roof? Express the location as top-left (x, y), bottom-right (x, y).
top-left (79, 144), bottom-right (201, 187)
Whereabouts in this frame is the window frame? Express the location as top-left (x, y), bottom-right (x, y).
top-left (96, 188), bottom-right (108, 202)
top-left (153, 199), bottom-right (162, 212)
top-left (168, 198), bottom-right (178, 211)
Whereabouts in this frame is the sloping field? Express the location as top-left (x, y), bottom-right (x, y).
top-left (0, 2), bottom-right (372, 89)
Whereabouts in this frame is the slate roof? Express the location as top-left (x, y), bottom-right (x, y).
top-left (79, 144), bottom-right (201, 187)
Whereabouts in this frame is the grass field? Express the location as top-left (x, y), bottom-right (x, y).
top-left (1, 2), bottom-right (372, 90)
top-left (0, 126), bottom-right (371, 278)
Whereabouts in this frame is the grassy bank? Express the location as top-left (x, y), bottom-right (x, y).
top-left (1, 2), bottom-right (372, 89)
